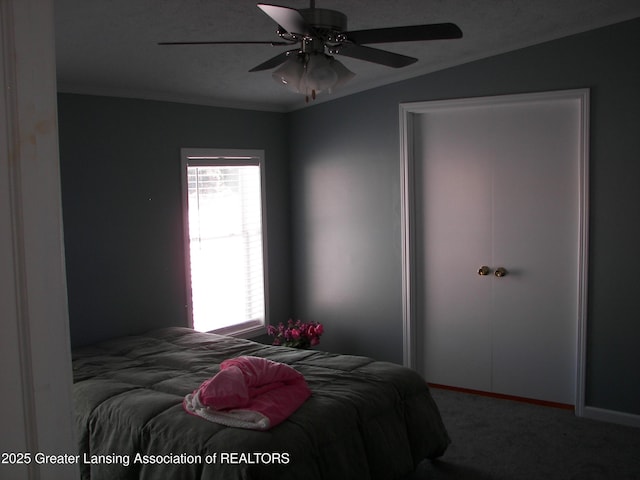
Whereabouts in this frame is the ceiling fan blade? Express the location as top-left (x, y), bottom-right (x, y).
top-left (336, 44), bottom-right (417, 68)
top-left (345, 23), bottom-right (463, 44)
top-left (257, 4), bottom-right (310, 36)
top-left (249, 49), bottom-right (299, 72)
top-left (158, 40), bottom-right (292, 46)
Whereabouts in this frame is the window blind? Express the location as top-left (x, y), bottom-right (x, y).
top-left (186, 163), bottom-right (265, 333)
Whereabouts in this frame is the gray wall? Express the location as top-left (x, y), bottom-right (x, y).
top-left (289, 18), bottom-right (640, 415)
top-left (58, 94), bottom-right (291, 347)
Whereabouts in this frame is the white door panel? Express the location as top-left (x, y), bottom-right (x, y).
top-left (414, 107), bottom-right (494, 391)
top-left (411, 92), bottom-right (587, 405)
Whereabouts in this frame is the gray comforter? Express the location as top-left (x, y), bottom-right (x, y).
top-left (72, 327), bottom-right (449, 479)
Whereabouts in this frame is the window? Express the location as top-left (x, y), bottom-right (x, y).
top-left (181, 149), bottom-right (268, 337)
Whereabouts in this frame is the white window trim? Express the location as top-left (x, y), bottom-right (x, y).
top-left (181, 148), bottom-right (269, 338)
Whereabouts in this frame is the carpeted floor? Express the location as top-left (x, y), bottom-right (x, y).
top-left (408, 388), bottom-right (640, 479)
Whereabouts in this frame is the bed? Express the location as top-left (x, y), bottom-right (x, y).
top-left (72, 327), bottom-right (450, 480)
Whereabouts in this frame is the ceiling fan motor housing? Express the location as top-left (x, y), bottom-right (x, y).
top-left (300, 8), bottom-right (347, 35)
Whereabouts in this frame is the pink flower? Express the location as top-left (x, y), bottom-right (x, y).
top-left (266, 319), bottom-right (324, 348)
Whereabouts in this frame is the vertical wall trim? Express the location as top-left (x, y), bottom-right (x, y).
top-left (400, 89), bottom-right (590, 418)
top-left (574, 89), bottom-right (591, 417)
top-left (0, 3), bottom-right (39, 476)
top-left (399, 106), bottom-right (416, 368)
top-left (0, 0), bottom-right (79, 478)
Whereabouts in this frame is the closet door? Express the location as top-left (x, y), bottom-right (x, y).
top-left (414, 105), bottom-right (495, 393)
top-left (412, 92), bottom-right (586, 405)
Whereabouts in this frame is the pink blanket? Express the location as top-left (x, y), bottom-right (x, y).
top-left (183, 356), bottom-right (311, 430)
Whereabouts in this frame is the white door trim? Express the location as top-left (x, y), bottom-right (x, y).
top-left (0, 1), bottom-right (79, 478)
top-left (399, 89), bottom-right (590, 416)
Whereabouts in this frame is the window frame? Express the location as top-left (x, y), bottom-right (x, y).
top-left (181, 148), bottom-right (269, 338)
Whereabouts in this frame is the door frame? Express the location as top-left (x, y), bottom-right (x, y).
top-left (1, 1), bottom-right (78, 478)
top-left (399, 89), bottom-right (590, 415)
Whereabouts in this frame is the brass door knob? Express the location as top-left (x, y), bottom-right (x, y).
top-left (494, 267), bottom-right (508, 278)
top-left (478, 266), bottom-right (491, 276)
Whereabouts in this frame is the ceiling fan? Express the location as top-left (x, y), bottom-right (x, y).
top-left (159, 1), bottom-right (463, 101)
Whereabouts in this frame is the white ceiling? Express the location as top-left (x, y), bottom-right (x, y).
top-left (54, 0), bottom-right (640, 112)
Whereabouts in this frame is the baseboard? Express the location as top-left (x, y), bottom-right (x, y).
top-left (583, 406), bottom-right (640, 428)
top-left (429, 383), bottom-right (640, 428)
top-left (428, 383), bottom-right (574, 411)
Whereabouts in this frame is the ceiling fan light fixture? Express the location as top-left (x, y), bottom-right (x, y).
top-left (272, 55), bottom-right (305, 92)
top-left (272, 52), bottom-right (354, 100)
top-left (327, 56), bottom-right (355, 93)
top-left (301, 53), bottom-right (338, 93)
